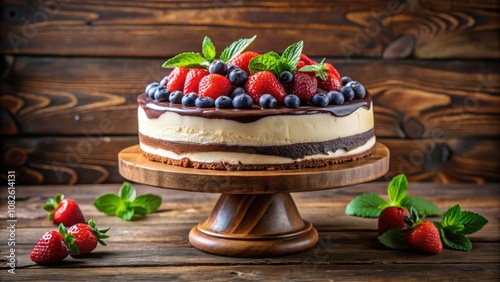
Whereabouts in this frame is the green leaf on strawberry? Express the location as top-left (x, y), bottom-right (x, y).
top-left (298, 58), bottom-right (329, 80)
top-left (202, 36), bottom-right (216, 62)
top-left (94, 182), bottom-right (162, 221)
top-left (220, 35), bottom-right (257, 63)
top-left (345, 174), bottom-right (440, 218)
top-left (437, 204), bottom-right (488, 251)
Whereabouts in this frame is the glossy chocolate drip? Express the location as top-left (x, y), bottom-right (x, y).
top-left (139, 129), bottom-right (374, 160)
top-left (137, 92), bottom-right (372, 123)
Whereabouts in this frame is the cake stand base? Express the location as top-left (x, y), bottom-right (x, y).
top-left (188, 193), bottom-right (318, 257)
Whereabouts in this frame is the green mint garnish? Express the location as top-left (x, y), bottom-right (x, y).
top-left (345, 174), bottom-right (440, 218)
top-left (298, 58), bottom-right (329, 80)
top-left (202, 36), bottom-right (216, 62)
top-left (436, 204), bottom-right (488, 251)
top-left (377, 229), bottom-right (408, 250)
top-left (162, 52), bottom-right (208, 69)
top-left (220, 35), bottom-right (257, 63)
top-left (94, 182), bottom-right (162, 221)
top-left (248, 40), bottom-right (303, 77)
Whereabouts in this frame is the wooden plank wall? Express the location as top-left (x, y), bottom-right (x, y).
top-left (1, 0), bottom-right (499, 184)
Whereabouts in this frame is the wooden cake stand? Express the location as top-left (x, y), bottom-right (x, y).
top-left (118, 142), bottom-right (389, 257)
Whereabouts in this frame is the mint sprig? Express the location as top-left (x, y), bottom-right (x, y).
top-left (94, 182), bottom-right (162, 221)
top-left (220, 35), bottom-right (257, 63)
top-left (202, 36), bottom-right (216, 62)
top-left (345, 174), bottom-right (440, 218)
top-left (162, 52), bottom-right (207, 69)
top-left (378, 229), bottom-right (408, 250)
top-left (436, 204), bottom-right (488, 251)
top-left (248, 40), bottom-right (303, 77)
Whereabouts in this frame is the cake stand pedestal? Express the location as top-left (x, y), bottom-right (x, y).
top-left (118, 142), bottom-right (389, 257)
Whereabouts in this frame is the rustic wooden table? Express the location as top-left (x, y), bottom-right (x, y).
top-left (2, 182), bottom-right (499, 281)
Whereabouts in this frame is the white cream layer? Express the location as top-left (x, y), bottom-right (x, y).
top-left (140, 136), bottom-right (376, 165)
top-left (138, 104), bottom-right (374, 146)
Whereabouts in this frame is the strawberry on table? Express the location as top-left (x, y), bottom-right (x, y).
top-left (378, 207), bottom-right (410, 235)
top-left (183, 68), bottom-right (209, 94)
top-left (245, 71), bottom-right (287, 105)
top-left (228, 51), bottom-right (260, 75)
top-left (166, 66), bottom-right (189, 92)
top-left (67, 219), bottom-right (110, 256)
top-left (43, 193), bottom-right (85, 227)
top-left (198, 74), bottom-right (233, 100)
top-left (402, 207), bottom-right (443, 254)
top-left (30, 224), bottom-right (79, 265)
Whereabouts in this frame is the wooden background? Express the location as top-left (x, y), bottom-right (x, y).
top-left (1, 0), bottom-right (499, 184)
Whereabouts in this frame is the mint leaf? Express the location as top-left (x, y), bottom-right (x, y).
top-left (401, 196), bottom-right (440, 216)
top-left (162, 52), bottom-right (208, 68)
top-left (132, 194), bottom-right (162, 213)
top-left (248, 51), bottom-right (282, 76)
top-left (133, 206), bottom-right (148, 216)
top-left (387, 174), bottom-right (408, 206)
top-left (298, 58), bottom-right (329, 80)
top-left (460, 211), bottom-right (488, 235)
top-left (94, 194), bottom-right (120, 216)
top-left (378, 229), bottom-right (408, 249)
top-left (440, 229), bottom-right (472, 251)
top-left (119, 181), bottom-right (136, 202)
top-left (281, 40), bottom-right (303, 73)
top-left (202, 36), bottom-right (216, 62)
top-left (441, 204), bottom-right (462, 227)
top-left (116, 201), bottom-right (134, 221)
top-left (345, 193), bottom-right (388, 218)
top-left (220, 35), bottom-right (257, 63)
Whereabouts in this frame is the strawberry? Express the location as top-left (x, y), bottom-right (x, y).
top-left (30, 224), bottom-right (79, 265)
top-left (287, 72), bottom-right (317, 103)
top-left (300, 53), bottom-right (317, 65)
top-left (403, 207), bottom-right (443, 254)
top-left (324, 62), bottom-right (340, 80)
top-left (245, 71), bottom-right (287, 104)
top-left (378, 207), bottom-right (410, 235)
top-left (166, 66), bottom-right (189, 92)
top-left (228, 51), bottom-right (260, 75)
top-left (198, 74), bottom-right (233, 100)
top-left (317, 74), bottom-right (342, 92)
top-left (297, 61), bottom-right (306, 70)
top-left (67, 219), bottom-right (110, 255)
top-left (183, 68), bottom-right (209, 94)
top-left (43, 193), bottom-right (85, 227)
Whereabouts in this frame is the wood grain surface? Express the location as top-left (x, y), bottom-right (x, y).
top-left (1, 0), bottom-right (498, 58)
top-left (0, 182), bottom-right (498, 280)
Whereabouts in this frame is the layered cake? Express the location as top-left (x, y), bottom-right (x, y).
top-left (138, 36), bottom-right (375, 170)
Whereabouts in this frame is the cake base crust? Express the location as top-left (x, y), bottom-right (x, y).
top-left (140, 146), bottom-right (374, 171)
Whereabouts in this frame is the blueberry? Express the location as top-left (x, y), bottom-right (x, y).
top-left (159, 76), bottom-right (169, 87)
top-left (227, 65), bottom-right (240, 74)
top-left (215, 96), bottom-right (233, 109)
top-left (195, 97), bottom-right (215, 108)
top-left (341, 76), bottom-right (352, 86)
top-left (182, 92), bottom-right (198, 107)
top-left (311, 93), bottom-right (329, 107)
top-left (346, 81), bottom-right (366, 99)
top-left (279, 71), bottom-right (293, 84)
top-left (229, 87), bottom-right (246, 99)
top-left (145, 82), bottom-right (160, 98)
top-left (284, 94), bottom-right (300, 108)
top-left (326, 91), bottom-right (344, 105)
top-left (232, 93), bottom-right (253, 109)
top-left (154, 86), bottom-right (170, 102)
top-left (228, 68), bottom-right (248, 87)
top-left (209, 61), bottom-right (228, 76)
top-left (169, 90), bottom-right (184, 104)
top-left (259, 94), bottom-right (277, 109)
top-left (340, 85), bottom-right (355, 101)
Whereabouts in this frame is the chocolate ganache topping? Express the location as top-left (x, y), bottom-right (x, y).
top-left (138, 92), bottom-right (372, 123)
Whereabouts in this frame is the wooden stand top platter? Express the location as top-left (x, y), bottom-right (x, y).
top-left (119, 142), bottom-right (389, 257)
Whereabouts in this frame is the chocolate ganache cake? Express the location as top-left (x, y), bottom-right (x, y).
top-left (138, 36), bottom-right (375, 170)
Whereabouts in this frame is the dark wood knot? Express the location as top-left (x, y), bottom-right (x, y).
top-left (402, 117), bottom-right (425, 138)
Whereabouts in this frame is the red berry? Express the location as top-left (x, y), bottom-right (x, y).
top-left (43, 194), bottom-right (85, 227)
top-left (324, 62), bottom-right (340, 80)
top-left (378, 207), bottom-right (410, 235)
top-left (228, 51), bottom-right (260, 75)
top-left (67, 220), bottom-right (110, 256)
top-left (403, 221), bottom-right (443, 254)
top-left (245, 71), bottom-right (287, 105)
top-left (318, 74), bottom-right (342, 92)
top-left (287, 72), bottom-right (317, 103)
top-left (297, 61), bottom-right (306, 70)
top-left (166, 66), bottom-right (189, 92)
top-left (300, 53), bottom-right (317, 65)
top-left (30, 225), bottom-right (77, 265)
top-left (198, 74), bottom-right (233, 100)
top-left (183, 68), bottom-right (209, 94)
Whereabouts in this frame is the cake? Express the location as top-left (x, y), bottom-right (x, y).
top-left (138, 36), bottom-right (375, 170)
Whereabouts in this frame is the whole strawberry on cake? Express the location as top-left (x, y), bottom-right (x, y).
top-left (138, 36), bottom-right (375, 170)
